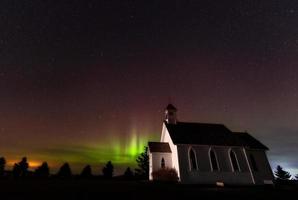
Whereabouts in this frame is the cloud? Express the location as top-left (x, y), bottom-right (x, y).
top-left (264, 127), bottom-right (298, 173)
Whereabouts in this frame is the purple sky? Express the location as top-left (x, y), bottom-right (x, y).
top-left (0, 0), bottom-right (298, 175)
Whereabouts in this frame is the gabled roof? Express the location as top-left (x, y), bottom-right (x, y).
top-left (148, 142), bottom-right (172, 153)
top-left (165, 122), bottom-right (268, 150)
top-left (233, 132), bottom-right (269, 150)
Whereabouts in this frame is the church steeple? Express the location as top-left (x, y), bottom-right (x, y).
top-left (164, 104), bottom-right (177, 124)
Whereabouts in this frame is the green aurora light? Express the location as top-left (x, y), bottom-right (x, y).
top-left (4, 132), bottom-right (156, 174)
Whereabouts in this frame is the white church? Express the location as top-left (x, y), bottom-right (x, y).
top-left (148, 104), bottom-right (274, 185)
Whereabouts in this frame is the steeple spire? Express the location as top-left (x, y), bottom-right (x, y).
top-left (164, 104), bottom-right (177, 124)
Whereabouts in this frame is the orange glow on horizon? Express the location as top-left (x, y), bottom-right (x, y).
top-left (7, 160), bottom-right (42, 169)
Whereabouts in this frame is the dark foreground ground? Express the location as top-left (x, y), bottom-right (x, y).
top-left (0, 180), bottom-right (297, 200)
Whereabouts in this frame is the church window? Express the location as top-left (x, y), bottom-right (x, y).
top-left (209, 149), bottom-right (219, 171)
top-left (250, 154), bottom-right (258, 171)
top-left (229, 150), bottom-right (240, 172)
top-left (189, 148), bottom-right (198, 170)
top-left (161, 158), bottom-right (165, 169)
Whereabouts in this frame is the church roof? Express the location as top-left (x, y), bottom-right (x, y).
top-left (233, 132), bottom-right (269, 150)
top-left (165, 122), bottom-right (268, 150)
top-left (148, 142), bottom-right (172, 153)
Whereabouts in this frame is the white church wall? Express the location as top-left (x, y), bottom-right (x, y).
top-left (177, 145), bottom-right (253, 185)
top-left (245, 149), bottom-right (274, 185)
top-left (231, 148), bottom-right (250, 172)
top-left (214, 147), bottom-right (249, 173)
top-left (149, 152), bottom-right (172, 180)
top-left (160, 123), bottom-right (180, 178)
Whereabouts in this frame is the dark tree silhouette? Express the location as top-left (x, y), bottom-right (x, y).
top-left (34, 162), bottom-right (50, 178)
top-left (0, 157), bottom-right (6, 177)
top-left (57, 163), bottom-right (72, 178)
top-left (135, 146), bottom-right (149, 178)
top-left (19, 157), bottom-right (29, 177)
top-left (274, 165), bottom-right (291, 181)
top-left (102, 161), bottom-right (114, 178)
top-left (12, 157), bottom-right (29, 178)
top-left (80, 165), bottom-right (92, 178)
top-left (124, 167), bottom-right (134, 179)
top-left (12, 163), bottom-right (22, 178)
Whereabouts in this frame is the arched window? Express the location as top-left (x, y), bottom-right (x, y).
top-left (209, 149), bottom-right (219, 171)
top-left (250, 154), bottom-right (258, 171)
top-left (161, 158), bottom-right (165, 169)
top-left (229, 150), bottom-right (240, 172)
top-left (189, 148), bottom-right (198, 171)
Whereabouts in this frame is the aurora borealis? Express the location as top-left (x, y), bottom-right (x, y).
top-left (1, 119), bottom-right (156, 173)
top-left (1, 1), bottom-right (298, 175)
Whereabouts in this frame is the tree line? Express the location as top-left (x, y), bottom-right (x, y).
top-left (1, 148), bottom-right (296, 182)
top-left (0, 147), bottom-right (149, 180)
top-left (274, 165), bottom-right (298, 181)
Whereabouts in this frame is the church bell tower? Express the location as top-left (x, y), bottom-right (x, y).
top-left (165, 104), bottom-right (177, 124)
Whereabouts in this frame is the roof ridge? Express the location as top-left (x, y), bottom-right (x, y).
top-left (148, 141), bottom-right (170, 144)
top-left (164, 122), bottom-right (268, 150)
top-left (177, 121), bottom-right (227, 126)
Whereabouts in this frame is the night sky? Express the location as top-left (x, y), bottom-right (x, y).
top-left (1, 0), bottom-right (298, 175)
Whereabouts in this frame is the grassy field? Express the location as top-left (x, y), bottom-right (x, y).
top-left (0, 179), bottom-right (297, 200)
